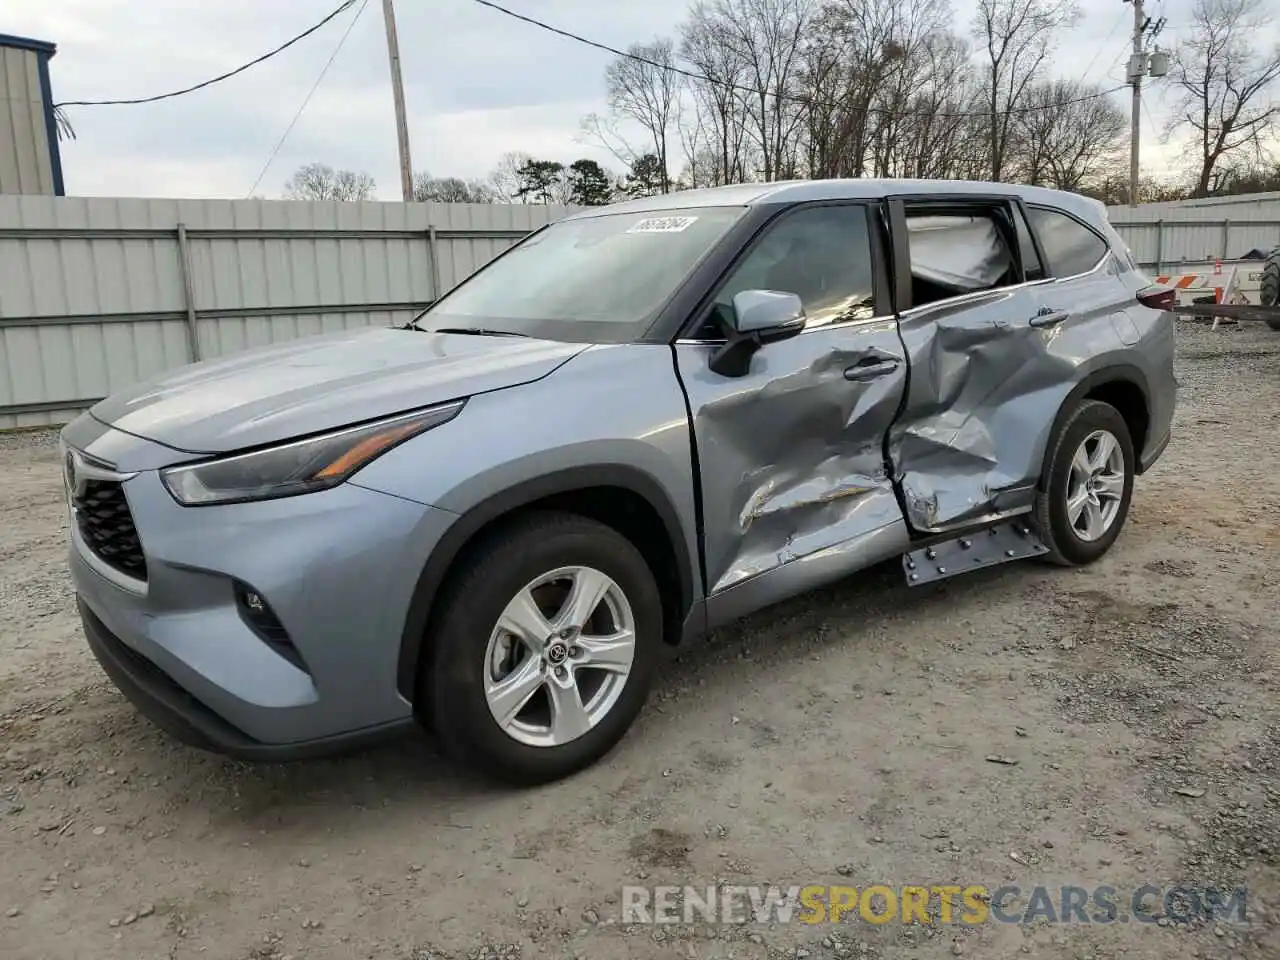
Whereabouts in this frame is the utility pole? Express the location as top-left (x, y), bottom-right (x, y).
top-left (1127, 0), bottom-right (1145, 207)
top-left (1124, 2), bottom-right (1168, 207)
top-left (381, 0), bottom-right (414, 202)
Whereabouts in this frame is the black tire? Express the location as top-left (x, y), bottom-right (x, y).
top-left (422, 511), bottom-right (662, 785)
top-left (1261, 247), bottom-right (1280, 329)
top-left (1033, 400), bottom-right (1135, 567)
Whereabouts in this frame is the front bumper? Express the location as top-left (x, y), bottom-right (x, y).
top-left (80, 599), bottom-right (414, 760)
top-left (65, 419), bottom-right (459, 757)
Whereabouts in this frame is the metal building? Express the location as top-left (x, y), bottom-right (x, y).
top-left (0, 33), bottom-right (65, 195)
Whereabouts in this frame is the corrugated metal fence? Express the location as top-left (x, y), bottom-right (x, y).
top-left (1108, 194), bottom-right (1280, 272)
top-left (0, 196), bottom-right (573, 428)
top-left (6, 192), bottom-right (1279, 430)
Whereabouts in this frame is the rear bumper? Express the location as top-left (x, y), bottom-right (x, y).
top-left (81, 598), bottom-right (414, 761)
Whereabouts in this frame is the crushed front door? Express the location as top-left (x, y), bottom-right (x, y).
top-left (673, 202), bottom-right (911, 610)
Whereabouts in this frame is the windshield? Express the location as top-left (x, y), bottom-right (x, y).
top-left (420, 206), bottom-right (746, 342)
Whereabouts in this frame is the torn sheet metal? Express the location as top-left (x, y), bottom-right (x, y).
top-left (884, 209), bottom-right (1141, 533)
top-left (887, 272), bottom-right (1116, 533)
top-left (674, 318), bottom-right (910, 598)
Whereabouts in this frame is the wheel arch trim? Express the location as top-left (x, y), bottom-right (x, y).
top-left (396, 464), bottom-right (694, 701)
top-left (1039, 364), bottom-right (1152, 489)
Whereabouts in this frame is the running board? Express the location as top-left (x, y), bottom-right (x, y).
top-left (902, 519), bottom-right (1047, 586)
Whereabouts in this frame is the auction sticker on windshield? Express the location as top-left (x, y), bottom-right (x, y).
top-left (627, 216), bottom-right (699, 234)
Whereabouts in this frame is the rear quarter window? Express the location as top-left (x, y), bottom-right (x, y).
top-left (1026, 206), bottom-right (1109, 278)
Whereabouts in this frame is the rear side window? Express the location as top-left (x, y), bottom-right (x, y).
top-left (1026, 206), bottom-right (1109, 278)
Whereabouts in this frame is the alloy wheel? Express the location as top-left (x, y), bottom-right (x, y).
top-left (482, 565), bottom-right (636, 748)
top-left (1065, 428), bottom-right (1126, 542)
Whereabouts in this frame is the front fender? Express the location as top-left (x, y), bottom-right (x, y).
top-left (344, 343), bottom-right (702, 700)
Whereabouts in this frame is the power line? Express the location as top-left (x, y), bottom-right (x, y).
top-left (54, 1), bottom-right (359, 108)
top-left (1080, 9), bottom-right (1131, 83)
top-left (468, 0), bottom-right (1128, 120)
top-left (245, 0), bottom-right (371, 197)
top-left (1138, 89), bottom-right (1164, 143)
top-left (1105, 47), bottom-right (1132, 85)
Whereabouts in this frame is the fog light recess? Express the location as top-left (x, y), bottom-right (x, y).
top-left (233, 581), bottom-right (308, 672)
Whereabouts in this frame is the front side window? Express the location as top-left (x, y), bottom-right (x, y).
top-left (712, 204), bottom-right (877, 331)
top-left (420, 206), bottom-right (746, 342)
top-left (1026, 206), bottom-right (1109, 278)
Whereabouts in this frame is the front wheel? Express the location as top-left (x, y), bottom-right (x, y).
top-left (1034, 400), bottom-right (1136, 567)
top-left (423, 512), bottom-right (662, 785)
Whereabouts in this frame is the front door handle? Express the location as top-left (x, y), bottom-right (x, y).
top-left (844, 358), bottom-right (900, 381)
top-left (1029, 309), bottom-right (1068, 328)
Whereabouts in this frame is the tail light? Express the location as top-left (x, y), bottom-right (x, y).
top-left (1136, 284), bottom-right (1177, 311)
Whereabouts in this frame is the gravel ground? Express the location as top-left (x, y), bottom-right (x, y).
top-left (2, 319), bottom-right (1279, 960)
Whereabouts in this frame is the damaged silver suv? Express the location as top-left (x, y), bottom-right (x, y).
top-left (63, 179), bottom-right (1175, 783)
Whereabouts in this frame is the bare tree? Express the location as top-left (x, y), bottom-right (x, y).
top-left (282, 163), bottom-right (376, 201)
top-left (599, 39), bottom-right (682, 192)
top-left (803, 0), bottom-right (945, 179)
top-left (568, 0), bottom-right (1143, 196)
top-left (1168, 0), bottom-right (1280, 197)
top-left (413, 173), bottom-right (498, 203)
top-left (1207, 161), bottom-right (1280, 195)
top-left (882, 30), bottom-right (986, 178)
top-left (579, 112), bottom-right (645, 170)
top-left (674, 95), bottom-right (715, 186)
top-left (800, 1), bottom-right (881, 179)
top-left (1083, 174), bottom-right (1189, 206)
top-left (488, 151), bottom-right (535, 202)
top-left (703, 0), bottom-right (815, 181)
top-left (1011, 80), bottom-right (1127, 189)
top-left (680, 3), bottom-right (754, 184)
top-left (971, 0), bottom-right (1079, 180)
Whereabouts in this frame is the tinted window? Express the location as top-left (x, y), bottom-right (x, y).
top-left (715, 204), bottom-right (876, 330)
top-left (1027, 207), bottom-right (1109, 278)
top-left (1012, 206), bottom-right (1045, 281)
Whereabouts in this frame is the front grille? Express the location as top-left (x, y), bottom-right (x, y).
top-left (74, 479), bottom-right (147, 581)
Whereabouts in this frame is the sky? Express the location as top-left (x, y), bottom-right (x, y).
top-left (2, 0), bottom-right (1225, 200)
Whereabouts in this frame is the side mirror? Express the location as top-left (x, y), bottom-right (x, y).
top-left (708, 290), bottom-right (806, 377)
top-left (732, 290), bottom-right (806, 340)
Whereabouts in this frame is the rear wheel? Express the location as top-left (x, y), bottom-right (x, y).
top-left (1034, 400), bottom-right (1135, 567)
top-left (423, 512), bottom-right (662, 785)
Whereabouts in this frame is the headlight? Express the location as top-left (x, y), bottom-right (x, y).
top-left (160, 401), bottom-right (464, 506)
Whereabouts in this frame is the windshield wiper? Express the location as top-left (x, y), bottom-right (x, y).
top-left (429, 326), bottom-right (529, 338)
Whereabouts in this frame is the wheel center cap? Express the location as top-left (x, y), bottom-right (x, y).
top-left (546, 642), bottom-right (569, 665)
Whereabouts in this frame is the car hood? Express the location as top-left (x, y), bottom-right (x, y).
top-left (89, 326), bottom-right (588, 454)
